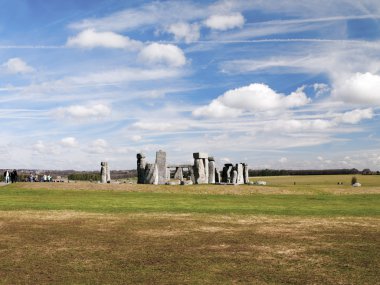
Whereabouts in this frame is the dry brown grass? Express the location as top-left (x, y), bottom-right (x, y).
top-left (0, 211), bottom-right (378, 284)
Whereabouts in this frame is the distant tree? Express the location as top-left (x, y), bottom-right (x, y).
top-left (362, 169), bottom-right (372, 175)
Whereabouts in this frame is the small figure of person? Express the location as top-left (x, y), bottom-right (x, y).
top-left (4, 170), bottom-right (10, 183)
top-left (12, 170), bottom-right (18, 183)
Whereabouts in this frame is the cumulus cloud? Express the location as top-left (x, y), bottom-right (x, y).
top-left (204, 13), bottom-right (245, 31)
top-left (87, 139), bottom-right (108, 154)
top-left (193, 83), bottom-right (311, 118)
top-left (192, 99), bottom-right (242, 118)
top-left (332, 72), bottom-right (380, 105)
top-left (60, 137), bottom-right (79, 148)
top-left (335, 108), bottom-right (373, 124)
top-left (56, 103), bottom-right (111, 120)
top-left (313, 83), bottom-right (330, 97)
top-left (167, 22), bottom-right (200, 43)
top-left (66, 29), bottom-right (142, 50)
top-left (138, 43), bottom-right (186, 67)
top-left (2, 57), bottom-right (34, 74)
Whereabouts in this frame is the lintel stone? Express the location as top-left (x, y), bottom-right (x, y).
top-left (193, 152), bottom-right (208, 159)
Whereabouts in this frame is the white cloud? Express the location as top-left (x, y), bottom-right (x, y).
top-left (138, 43), bottom-right (186, 67)
top-left (167, 22), bottom-right (200, 43)
top-left (335, 108), bottom-right (373, 124)
top-left (2, 58), bottom-right (34, 74)
top-left (313, 83), bottom-right (330, 97)
top-left (56, 103), bottom-right (111, 119)
top-left (66, 29), bottom-right (142, 50)
top-left (204, 13), bottom-right (245, 31)
top-left (332, 72), bottom-right (380, 105)
top-left (279, 157), bottom-right (288, 163)
top-left (32, 140), bottom-right (60, 155)
top-left (60, 137), bottom-right (79, 148)
top-left (192, 99), bottom-right (242, 118)
top-left (87, 139), bottom-right (108, 154)
top-left (130, 135), bottom-right (142, 142)
top-left (193, 83), bottom-right (311, 118)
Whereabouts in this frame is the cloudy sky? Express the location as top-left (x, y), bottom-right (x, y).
top-left (1, 0), bottom-right (380, 171)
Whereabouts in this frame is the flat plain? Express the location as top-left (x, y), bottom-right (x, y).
top-left (0, 175), bottom-right (379, 284)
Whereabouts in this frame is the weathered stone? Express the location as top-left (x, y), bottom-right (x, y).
top-left (194, 158), bottom-right (207, 184)
top-left (174, 167), bottom-right (183, 181)
top-left (155, 150), bottom-right (167, 185)
top-left (208, 160), bottom-right (216, 184)
top-left (193, 152), bottom-right (208, 159)
top-left (243, 163), bottom-right (249, 184)
top-left (221, 164), bottom-right (234, 183)
top-left (144, 163), bottom-right (158, 185)
top-left (231, 169), bottom-right (238, 184)
top-left (204, 158), bottom-right (209, 183)
top-left (106, 162), bottom-right (111, 183)
top-left (136, 153), bottom-right (146, 184)
top-left (215, 169), bottom-right (221, 183)
top-left (226, 165), bottom-right (233, 183)
top-left (189, 166), bottom-right (195, 183)
top-left (236, 163), bottom-right (244, 185)
top-left (100, 161), bottom-right (107, 183)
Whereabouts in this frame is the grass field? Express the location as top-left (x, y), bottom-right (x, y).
top-left (0, 175), bottom-right (379, 284)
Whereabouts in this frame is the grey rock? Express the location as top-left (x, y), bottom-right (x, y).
top-left (100, 161), bottom-right (107, 183)
top-left (236, 163), bottom-right (244, 185)
top-left (155, 150), bottom-right (167, 185)
top-left (208, 160), bottom-right (216, 184)
top-left (243, 163), bottom-right (249, 184)
top-left (136, 153), bottom-right (146, 184)
top-left (194, 158), bottom-right (207, 184)
top-left (174, 167), bottom-right (183, 181)
top-left (231, 169), bottom-right (238, 184)
top-left (193, 152), bottom-right (208, 159)
top-left (144, 163), bottom-right (158, 185)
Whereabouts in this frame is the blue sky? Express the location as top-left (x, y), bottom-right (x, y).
top-left (1, 0), bottom-right (380, 170)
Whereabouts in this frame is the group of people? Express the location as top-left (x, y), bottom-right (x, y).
top-left (3, 170), bottom-right (18, 183)
top-left (29, 174), bottom-right (52, 182)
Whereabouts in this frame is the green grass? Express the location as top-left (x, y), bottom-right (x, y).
top-left (0, 185), bottom-right (379, 216)
top-left (0, 177), bottom-right (379, 284)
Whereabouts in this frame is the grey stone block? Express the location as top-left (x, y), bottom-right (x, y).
top-left (155, 150), bottom-right (167, 185)
top-left (193, 152), bottom-right (208, 159)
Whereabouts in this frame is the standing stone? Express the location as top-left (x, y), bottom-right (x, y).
top-left (232, 169), bottom-right (238, 184)
top-left (193, 152), bottom-right (208, 159)
top-left (236, 163), bottom-right (244, 185)
top-left (222, 164), bottom-right (233, 183)
top-left (208, 157), bottom-right (215, 184)
top-left (174, 167), bottom-right (183, 181)
top-left (144, 163), bottom-right (158, 185)
top-left (155, 150), bottom-right (167, 185)
top-left (243, 163), bottom-right (249, 184)
top-left (106, 162), bottom-right (111, 183)
top-left (193, 152), bottom-right (209, 184)
top-left (137, 153), bottom-right (146, 184)
top-left (100, 161), bottom-right (107, 183)
top-left (194, 158), bottom-right (207, 184)
top-left (189, 166), bottom-right (195, 184)
top-left (215, 169), bottom-right (221, 183)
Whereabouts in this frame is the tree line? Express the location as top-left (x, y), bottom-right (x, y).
top-left (248, 168), bottom-right (364, 176)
